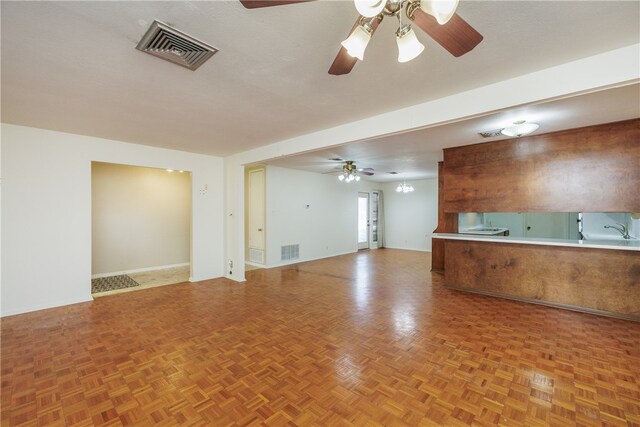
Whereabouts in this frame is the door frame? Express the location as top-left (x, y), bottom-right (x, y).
top-left (245, 167), bottom-right (266, 265)
top-left (357, 192), bottom-right (370, 250)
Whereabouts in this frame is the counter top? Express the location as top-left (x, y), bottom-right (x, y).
top-left (433, 233), bottom-right (640, 251)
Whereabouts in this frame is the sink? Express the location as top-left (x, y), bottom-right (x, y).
top-left (459, 227), bottom-right (509, 236)
top-left (583, 233), bottom-right (637, 241)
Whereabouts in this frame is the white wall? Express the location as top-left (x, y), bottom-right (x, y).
top-left (459, 213), bottom-right (486, 231)
top-left (92, 162), bottom-right (191, 275)
top-left (263, 168), bottom-right (438, 266)
top-left (381, 179), bottom-right (438, 252)
top-left (265, 166), bottom-right (378, 267)
top-left (1, 124), bottom-right (224, 316)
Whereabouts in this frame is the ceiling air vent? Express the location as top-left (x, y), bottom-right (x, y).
top-left (136, 20), bottom-right (218, 71)
top-left (478, 128), bottom-right (504, 138)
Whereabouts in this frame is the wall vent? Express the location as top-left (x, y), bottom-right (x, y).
top-left (136, 20), bottom-right (218, 70)
top-left (478, 128), bottom-right (504, 138)
top-left (249, 248), bottom-right (264, 264)
top-left (281, 244), bottom-right (300, 261)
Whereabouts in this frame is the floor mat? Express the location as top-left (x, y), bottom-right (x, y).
top-left (91, 275), bottom-right (140, 294)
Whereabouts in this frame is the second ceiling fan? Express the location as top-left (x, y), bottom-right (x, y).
top-left (239, 0), bottom-right (483, 75)
top-left (334, 160), bottom-right (374, 182)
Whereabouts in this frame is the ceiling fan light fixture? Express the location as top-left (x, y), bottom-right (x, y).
top-left (420, 0), bottom-right (459, 25)
top-left (338, 160), bottom-right (368, 183)
top-left (501, 120), bottom-right (540, 137)
top-left (341, 22), bottom-right (373, 60)
top-left (354, 0), bottom-right (386, 18)
top-left (396, 25), bottom-right (424, 63)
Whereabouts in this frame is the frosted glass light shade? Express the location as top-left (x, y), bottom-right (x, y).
top-left (501, 122), bottom-right (539, 137)
top-left (420, 0), bottom-right (459, 25)
top-left (341, 25), bottom-right (372, 60)
top-left (396, 183), bottom-right (415, 193)
top-left (396, 27), bottom-right (424, 63)
top-left (338, 174), bottom-right (345, 181)
top-left (354, 0), bottom-right (386, 18)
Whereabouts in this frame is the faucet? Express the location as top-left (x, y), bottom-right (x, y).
top-left (604, 223), bottom-right (630, 239)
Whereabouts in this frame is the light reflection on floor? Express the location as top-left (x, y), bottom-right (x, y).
top-left (334, 353), bottom-right (362, 385)
top-left (353, 253), bottom-right (372, 311)
top-left (393, 306), bottom-right (417, 337)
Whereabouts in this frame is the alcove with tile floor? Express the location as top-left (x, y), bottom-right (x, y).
top-left (92, 265), bottom-right (191, 298)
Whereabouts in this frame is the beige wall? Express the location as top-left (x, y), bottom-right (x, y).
top-left (92, 162), bottom-right (191, 275)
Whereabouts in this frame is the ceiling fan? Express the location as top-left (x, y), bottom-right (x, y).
top-left (239, 0), bottom-right (483, 75)
top-left (326, 160), bottom-right (375, 182)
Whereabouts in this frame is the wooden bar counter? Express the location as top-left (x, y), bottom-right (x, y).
top-left (434, 234), bottom-right (640, 321)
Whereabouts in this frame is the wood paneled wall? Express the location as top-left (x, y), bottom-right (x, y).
top-left (442, 119), bottom-right (640, 213)
top-left (444, 239), bottom-right (640, 320)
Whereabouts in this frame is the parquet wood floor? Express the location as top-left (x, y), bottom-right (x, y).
top-left (2, 249), bottom-right (639, 426)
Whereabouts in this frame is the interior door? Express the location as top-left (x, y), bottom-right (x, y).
top-left (358, 193), bottom-right (370, 250)
top-left (248, 169), bottom-right (265, 252)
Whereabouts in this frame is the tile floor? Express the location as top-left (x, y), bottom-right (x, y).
top-left (92, 265), bottom-right (191, 298)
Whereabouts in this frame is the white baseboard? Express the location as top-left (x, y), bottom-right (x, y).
top-left (1, 295), bottom-right (93, 318)
top-left (382, 246), bottom-right (432, 253)
top-left (263, 250), bottom-right (357, 269)
top-left (245, 261), bottom-right (265, 268)
top-left (92, 262), bottom-right (190, 279)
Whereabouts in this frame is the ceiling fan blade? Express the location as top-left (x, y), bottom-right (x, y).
top-left (322, 169), bottom-right (341, 175)
top-left (239, 0), bottom-right (313, 9)
top-left (358, 168), bottom-right (375, 176)
top-left (328, 16), bottom-right (382, 76)
top-left (409, 9), bottom-right (483, 57)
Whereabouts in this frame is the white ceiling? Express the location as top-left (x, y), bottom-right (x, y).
top-left (1, 1), bottom-right (639, 157)
top-left (264, 83), bottom-right (640, 182)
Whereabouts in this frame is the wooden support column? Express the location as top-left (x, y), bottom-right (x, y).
top-left (431, 161), bottom-right (458, 273)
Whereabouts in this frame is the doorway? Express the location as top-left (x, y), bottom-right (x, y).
top-left (358, 192), bottom-right (370, 250)
top-left (91, 162), bottom-right (192, 297)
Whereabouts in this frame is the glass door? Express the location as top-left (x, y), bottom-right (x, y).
top-left (370, 191), bottom-right (379, 247)
top-left (358, 193), bottom-right (370, 250)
